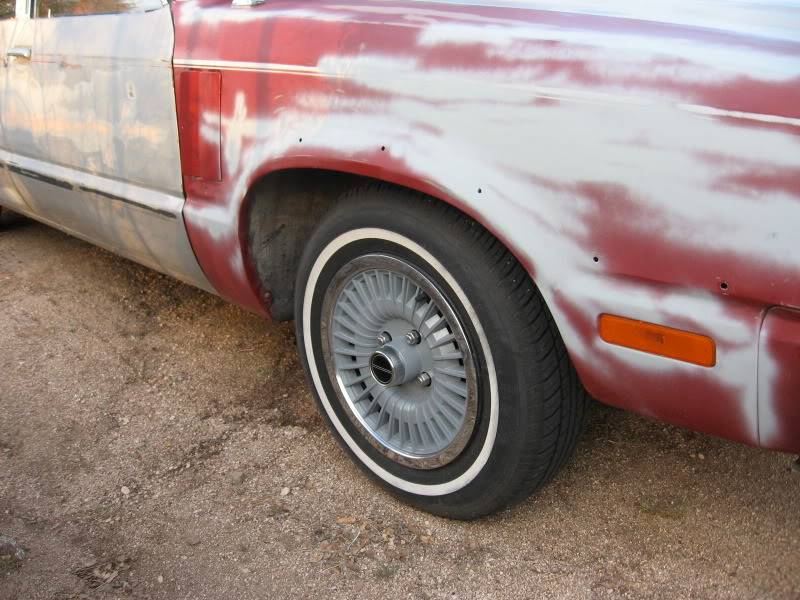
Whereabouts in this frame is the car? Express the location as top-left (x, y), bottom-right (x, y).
top-left (1, 0), bottom-right (798, 519)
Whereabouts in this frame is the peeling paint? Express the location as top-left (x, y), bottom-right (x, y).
top-left (172, 0), bottom-right (799, 452)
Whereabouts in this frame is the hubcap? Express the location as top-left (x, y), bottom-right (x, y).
top-left (320, 254), bottom-right (479, 469)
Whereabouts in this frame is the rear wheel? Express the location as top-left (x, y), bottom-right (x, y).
top-left (295, 186), bottom-right (586, 519)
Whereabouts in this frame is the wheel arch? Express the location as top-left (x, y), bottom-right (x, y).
top-left (241, 157), bottom-right (538, 322)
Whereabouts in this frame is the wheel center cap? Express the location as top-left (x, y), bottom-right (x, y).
top-left (369, 351), bottom-right (397, 386)
top-left (369, 342), bottom-right (422, 387)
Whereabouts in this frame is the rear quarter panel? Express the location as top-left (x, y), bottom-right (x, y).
top-left (173, 0), bottom-right (800, 451)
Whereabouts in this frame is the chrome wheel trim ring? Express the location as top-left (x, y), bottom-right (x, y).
top-left (320, 254), bottom-right (479, 469)
top-left (302, 228), bottom-right (498, 497)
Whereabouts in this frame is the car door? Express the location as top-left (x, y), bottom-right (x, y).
top-left (0, 0), bottom-right (15, 207)
top-left (3, 0), bottom-right (211, 289)
top-left (0, 0), bottom-right (39, 215)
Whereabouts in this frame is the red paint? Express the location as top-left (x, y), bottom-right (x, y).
top-left (555, 291), bottom-right (757, 446)
top-left (513, 175), bottom-right (800, 309)
top-left (573, 180), bottom-right (799, 308)
top-left (176, 69), bottom-right (222, 182)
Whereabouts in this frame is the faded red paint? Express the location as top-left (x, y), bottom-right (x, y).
top-left (172, 0), bottom-right (800, 454)
top-left (571, 180), bottom-right (800, 309)
top-left (554, 290), bottom-right (760, 447)
top-left (177, 69), bottom-right (222, 181)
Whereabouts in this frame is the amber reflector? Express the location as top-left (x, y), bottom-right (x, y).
top-left (598, 314), bottom-right (716, 367)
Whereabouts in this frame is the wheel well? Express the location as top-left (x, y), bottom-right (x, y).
top-left (246, 169), bottom-right (366, 321)
top-left (245, 168), bottom-right (519, 322)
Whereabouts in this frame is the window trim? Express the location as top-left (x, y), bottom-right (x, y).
top-left (31, 0), bottom-right (166, 20)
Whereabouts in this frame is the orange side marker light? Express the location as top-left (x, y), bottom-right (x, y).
top-left (598, 314), bottom-right (716, 367)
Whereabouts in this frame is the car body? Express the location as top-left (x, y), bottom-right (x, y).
top-left (1, 0), bottom-right (798, 514)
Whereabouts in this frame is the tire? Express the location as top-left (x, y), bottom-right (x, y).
top-left (294, 185), bottom-right (587, 519)
top-left (0, 206), bottom-right (19, 228)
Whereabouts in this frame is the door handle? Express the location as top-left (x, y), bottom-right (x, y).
top-left (7, 47), bottom-right (32, 60)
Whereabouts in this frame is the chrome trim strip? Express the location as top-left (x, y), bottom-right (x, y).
top-left (8, 164), bottom-right (74, 191)
top-left (76, 185), bottom-right (176, 219)
top-left (170, 60), bottom-right (800, 129)
top-left (173, 58), bottom-right (321, 76)
top-left (678, 104), bottom-right (800, 128)
top-left (0, 149), bottom-right (181, 220)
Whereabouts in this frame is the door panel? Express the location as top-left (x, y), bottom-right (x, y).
top-left (0, 3), bottom-right (13, 207)
top-left (0, 1), bottom-right (38, 214)
top-left (3, 1), bottom-right (212, 290)
top-left (33, 0), bottom-right (179, 195)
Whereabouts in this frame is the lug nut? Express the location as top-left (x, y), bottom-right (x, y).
top-left (405, 330), bottom-right (421, 345)
top-left (416, 372), bottom-right (432, 387)
top-left (377, 332), bottom-right (392, 346)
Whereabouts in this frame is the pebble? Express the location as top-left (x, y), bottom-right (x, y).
top-left (336, 516), bottom-right (358, 525)
top-left (121, 486), bottom-right (131, 496)
top-left (157, 575), bottom-right (164, 584)
top-left (280, 487), bottom-right (290, 497)
top-left (227, 470), bottom-right (245, 486)
top-left (0, 535), bottom-right (28, 562)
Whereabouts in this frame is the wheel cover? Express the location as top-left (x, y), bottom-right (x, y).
top-left (321, 254), bottom-right (479, 469)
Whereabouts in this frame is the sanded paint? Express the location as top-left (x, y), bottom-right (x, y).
top-left (758, 308), bottom-right (800, 454)
top-left (171, 0), bottom-right (800, 453)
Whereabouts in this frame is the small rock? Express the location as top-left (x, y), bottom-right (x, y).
top-left (157, 575), bottom-right (164, 584)
top-left (698, 453), bottom-right (705, 460)
top-left (121, 486), bottom-right (131, 496)
top-left (343, 559), bottom-right (359, 573)
top-left (0, 535), bottom-right (28, 562)
top-left (184, 532), bottom-right (202, 547)
top-left (227, 471), bottom-right (245, 486)
top-left (280, 487), bottom-right (290, 497)
top-left (337, 516), bottom-right (358, 525)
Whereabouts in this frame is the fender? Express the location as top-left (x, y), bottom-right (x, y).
top-left (172, 0), bottom-right (800, 452)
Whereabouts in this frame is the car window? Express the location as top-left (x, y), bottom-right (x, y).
top-left (0, 0), bottom-right (14, 20)
top-left (35, 0), bottom-right (148, 18)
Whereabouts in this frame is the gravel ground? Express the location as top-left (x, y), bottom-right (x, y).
top-left (0, 219), bottom-right (798, 600)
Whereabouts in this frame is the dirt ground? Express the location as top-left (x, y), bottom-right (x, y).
top-left (0, 219), bottom-right (798, 600)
